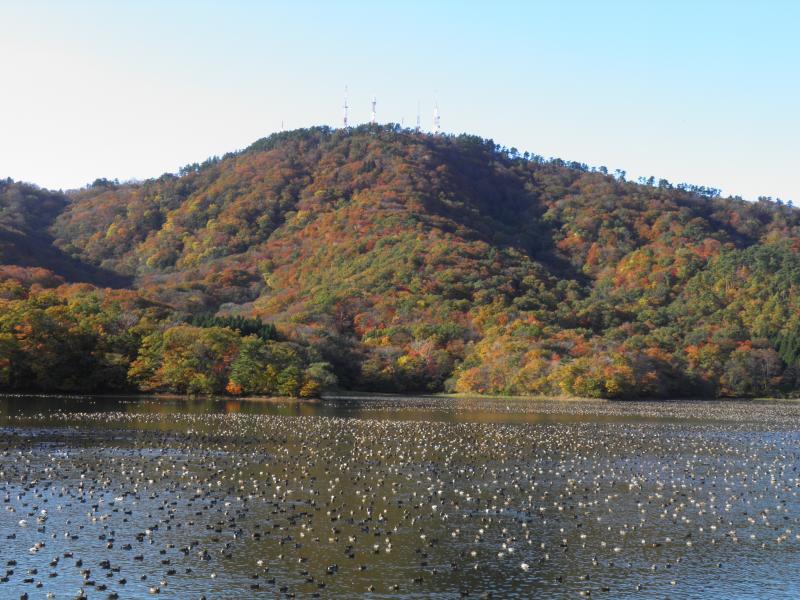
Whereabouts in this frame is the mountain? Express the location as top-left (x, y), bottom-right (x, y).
top-left (2, 124), bottom-right (800, 398)
top-left (0, 179), bottom-right (130, 286)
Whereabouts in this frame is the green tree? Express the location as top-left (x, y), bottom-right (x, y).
top-left (129, 325), bottom-right (241, 394)
top-left (228, 336), bottom-right (278, 395)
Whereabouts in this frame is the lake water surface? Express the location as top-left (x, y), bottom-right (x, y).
top-left (1, 395), bottom-right (800, 599)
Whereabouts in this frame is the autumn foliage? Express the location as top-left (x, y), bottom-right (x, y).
top-left (2, 126), bottom-right (800, 397)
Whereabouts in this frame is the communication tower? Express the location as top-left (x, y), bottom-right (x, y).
top-left (343, 86), bottom-right (349, 129)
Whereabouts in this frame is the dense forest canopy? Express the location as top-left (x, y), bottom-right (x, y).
top-left (2, 125), bottom-right (800, 398)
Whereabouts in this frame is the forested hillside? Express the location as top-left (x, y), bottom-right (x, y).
top-left (2, 125), bottom-right (800, 397)
top-left (0, 179), bottom-right (129, 286)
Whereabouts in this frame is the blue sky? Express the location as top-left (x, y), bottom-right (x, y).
top-left (1, 0), bottom-right (798, 201)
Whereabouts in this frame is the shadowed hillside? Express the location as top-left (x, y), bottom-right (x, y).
top-left (0, 179), bottom-right (131, 286)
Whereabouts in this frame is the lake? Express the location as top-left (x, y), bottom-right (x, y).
top-left (1, 395), bottom-right (800, 598)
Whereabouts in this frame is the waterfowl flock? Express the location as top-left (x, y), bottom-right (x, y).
top-left (1, 397), bottom-right (800, 598)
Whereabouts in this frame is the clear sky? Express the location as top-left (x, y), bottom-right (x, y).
top-left (1, 0), bottom-right (798, 201)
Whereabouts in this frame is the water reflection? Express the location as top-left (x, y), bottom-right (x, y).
top-left (0, 395), bottom-right (799, 599)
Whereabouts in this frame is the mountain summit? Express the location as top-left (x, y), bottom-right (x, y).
top-left (2, 125), bottom-right (800, 397)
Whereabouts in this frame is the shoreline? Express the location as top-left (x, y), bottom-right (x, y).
top-left (1, 391), bottom-right (799, 404)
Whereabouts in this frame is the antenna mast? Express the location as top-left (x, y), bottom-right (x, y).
top-left (343, 86), bottom-right (349, 129)
top-left (433, 98), bottom-right (441, 134)
top-left (371, 96), bottom-right (377, 124)
top-left (415, 100), bottom-right (421, 132)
